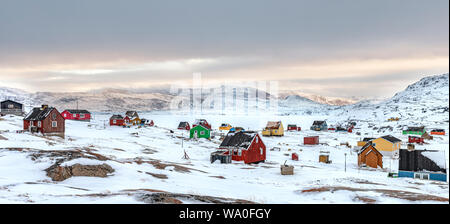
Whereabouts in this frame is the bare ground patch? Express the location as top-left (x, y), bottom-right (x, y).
top-left (300, 186), bottom-right (448, 202)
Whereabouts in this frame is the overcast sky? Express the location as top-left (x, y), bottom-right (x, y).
top-left (0, 0), bottom-right (448, 99)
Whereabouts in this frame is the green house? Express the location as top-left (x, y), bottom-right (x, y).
top-left (402, 126), bottom-right (425, 135)
top-left (190, 125), bottom-right (211, 139)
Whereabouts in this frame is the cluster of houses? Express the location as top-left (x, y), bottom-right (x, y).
top-left (109, 111), bottom-right (154, 127)
top-left (1, 99), bottom-right (447, 182)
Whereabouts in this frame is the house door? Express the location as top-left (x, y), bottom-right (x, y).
top-left (194, 130), bottom-right (198, 138)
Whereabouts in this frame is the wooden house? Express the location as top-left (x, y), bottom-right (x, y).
top-left (310, 120), bottom-right (327, 131)
top-left (398, 149), bottom-right (447, 182)
top-left (357, 142), bottom-right (383, 169)
top-left (304, 136), bottom-right (319, 145)
top-left (193, 119), bottom-right (211, 130)
top-left (402, 126), bottom-right (425, 135)
top-left (124, 111), bottom-right (141, 125)
top-left (408, 136), bottom-right (424, 144)
top-left (61, 109), bottom-right (91, 122)
top-left (357, 137), bottom-right (375, 147)
top-left (23, 105), bottom-right (65, 136)
top-left (262, 121), bottom-right (284, 136)
top-left (371, 135), bottom-right (402, 155)
top-left (190, 124), bottom-right (211, 139)
top-left (287, 124), bottom-right (297, 131)
top-left (110, 115), bottom-right (125, 126)
top-left (218, 131), bottom-right (266, 164)
top-left (1, 100), bottom-right (23, 116)
top-left (178, 121), bottom-right (190, 130)
top-left (319, 151), bottom-right (331, 164)
top-left (430, 129), bottom-right (445, 135)
top-left (219, 123), bottom-right (232, 131)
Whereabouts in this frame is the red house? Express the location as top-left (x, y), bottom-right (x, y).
top-left (304, 136), bottom-right (319, 145)
top-left (61, 109), bottom-right (91, 122)
top-left (178, 122), bottom-right (190, 130)
top-left (219, 131), bottom-right (266, 164)
top-left (23, 105), bottom-right (65, 136)
top-left (110, 115), bottom-right (125, 126)
top-left (287, 124), bottom-right (298, 131)
top-left (408, 136), bottom-right (424, 144)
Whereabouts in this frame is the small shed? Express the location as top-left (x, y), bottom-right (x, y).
top-left (319, 151), bottom-right (331, 164)
top-left (280, 162), bottom-right (294, 175)
top-left (304, 136), bottom-right (319, 145)
top-left (210, 151), bottom-right (232, 164)
top-left (292, 153), bottom-right (299, 161)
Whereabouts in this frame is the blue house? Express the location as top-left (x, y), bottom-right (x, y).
top-left (310, 120), bottom-right (327, 131)
top-left (398, 149), bottom-right (447, 182)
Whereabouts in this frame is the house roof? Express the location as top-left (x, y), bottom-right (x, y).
top-left (110, 114), bottom-right (124, 120)
top-left (362, 137), bottom-right (375, 142)
top-left (287, 124), bottom-right (297, 127)
top-left (125, 111), bottom-right (139, 118)
top-left (193, 119), bottom-right (208, 125)
top-left (1, 100), bottom-right (23, 106)
top-left (358, 142), bottom-right (382, 156)
top-left (380, 135), bottom-right (402, 143)
top-left (312, 120), bottom-right (326, 125)
top-left (178, 121), bottom-right (189, 128)
top-left (405, 126), bottom-right (425, 132)
top-left (266, 121), bottom-right (282, 129)
top-left (192, 124), bottom-right (210, 130)
top-left (219, 131), bottom-right (258, 149)
top-left (24, 107), bottom-right (55, 121)
top-left (65, 109), bottom-right (90, 114)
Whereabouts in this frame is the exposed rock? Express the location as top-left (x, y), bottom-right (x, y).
top-left (46, 163), bottom-right (114, 181)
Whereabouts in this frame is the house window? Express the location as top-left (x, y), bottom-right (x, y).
top-left (414, 173), bottom-right (421, 179)
top-left (238, 150), bottom-right (242, 156)
top-left (37, 121), bottom-right (41, 127)
top-left (255, 136), bottom-right (259, 143)
top-left (52, 121), bottom-right (57, 127)
top-left (200, 131), bottom-right (205, 135)
top-left (113, 120), bottom-right (116, 124)
top-left (260, 148), bottom-right (263, 155)
top-left (422, 173), bottom-right (429, 180)
top-left (63, 114), bottom-right (67, 117)
top-left (8, 104), bottom-right (13, 109)
top-left (52, 113), bottom-right (57, 120)
top-left (80, 114), bottom-right (85, 118)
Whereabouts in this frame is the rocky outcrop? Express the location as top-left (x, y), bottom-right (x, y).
top-left (46, 163), bottom-right (114, 181)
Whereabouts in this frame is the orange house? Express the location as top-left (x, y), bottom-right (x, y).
top-left (358, 142), bottom-right (383, 169)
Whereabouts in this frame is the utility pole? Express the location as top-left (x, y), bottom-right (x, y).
top-left (344, 153), bottom-right (347, 172)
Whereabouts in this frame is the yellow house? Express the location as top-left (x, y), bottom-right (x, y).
top-left (371, 135), bottom-right (402, 153)
top-left (357, 137), bottom-right (375, 147)
top-left (262, 121), bottom-right (284, 136)
top-left (125, 111), bottom-right (141, 125)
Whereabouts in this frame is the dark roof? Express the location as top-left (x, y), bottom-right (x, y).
top-left (358, 142), bottom-right (382, 156)
top-left (362, 137), bottom-right (375, 142)
top-left (125, 111), bottom-right (138, 117)
top-left (193, 119), bottom-right (208, 125)
top-left (406, 126), bottom-right (425, 132)
top-left (178, 122), bottom-right (189, 128)
top-left (312, 120), bottom-right (326, 125)
top-left (380, 135), bottom-right (402, 143)
top-left (1, 100), bottom-right (23, 106)
top-left (431, 129), bottom-right (445, 132)
top-left (65, 109), bottom-right (91, 114)
top-left (24, 107), bottom-right (55, 121)
top-left (219, 131), bottom-right (258, 149)
top-left (287, 124), bottom-right (297, 127)
top-left (110, 114), bottom-right (124, 120)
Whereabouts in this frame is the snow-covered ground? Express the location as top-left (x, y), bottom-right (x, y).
top-left (0, 112), bottom-right (448, 204)
top-left (0, 73), bottom-right (448, 204)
